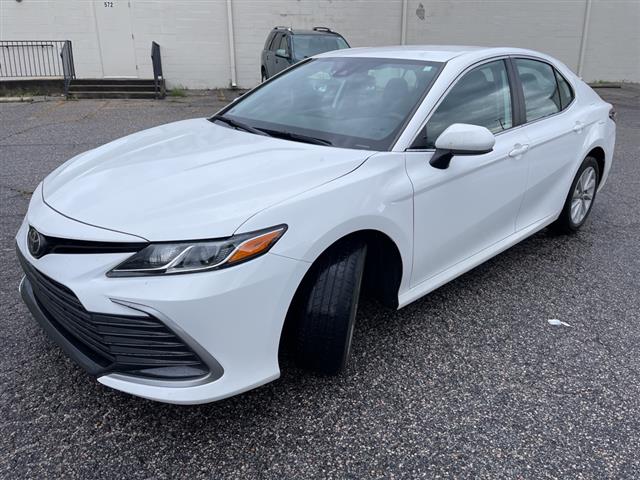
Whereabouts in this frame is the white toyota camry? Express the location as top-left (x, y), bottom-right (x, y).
top-left (17, 46), bottom-right (615, 404)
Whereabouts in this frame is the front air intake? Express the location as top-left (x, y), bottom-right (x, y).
top-left (18, 249), bottom-right (209, 380)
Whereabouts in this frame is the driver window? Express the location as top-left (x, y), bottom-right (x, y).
top-left (413, 60), bottom-right (513, 149)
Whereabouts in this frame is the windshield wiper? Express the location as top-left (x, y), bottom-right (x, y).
top-left (211, 116), bottom-right (331, 146)
top-left (210, 115), bottom-right (269, 136)
top-left (265, 130), bottom-right (332, 146)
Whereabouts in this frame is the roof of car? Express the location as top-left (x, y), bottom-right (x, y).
top-left (293, 30), bottom-right (342, 36)
top-left (314, 45), bottom-right (542, 63)
top-left (272, 27), bottom-right (343, 36)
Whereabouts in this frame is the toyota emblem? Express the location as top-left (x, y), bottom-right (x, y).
top-left (27, 227), bottom-right (44, 257)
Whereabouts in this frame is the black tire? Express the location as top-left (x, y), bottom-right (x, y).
top-left (261, 68), bottom-right (267, 83)
top-left (294, 240), bottom-right (367, 375)
top-left (551, 156), bottom-right (600, 234)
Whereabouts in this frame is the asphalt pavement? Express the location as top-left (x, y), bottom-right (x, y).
top-left (1, 86), bottom-right (639, 479)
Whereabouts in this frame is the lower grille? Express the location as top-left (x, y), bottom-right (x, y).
top-left (18, 249), bottom-right (209, 380)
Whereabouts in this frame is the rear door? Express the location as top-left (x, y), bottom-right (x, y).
top-left (265, 33), bottom-right (281, 77)
top-left (512, 57), bottom-right (585, 230)
top-left (262, 32), bottom-right (276, 77)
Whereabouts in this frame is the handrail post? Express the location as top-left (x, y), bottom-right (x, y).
top-left (151, 41), bottom-right (163, 99)
top-left (61, 40), bottom-right (74, 96)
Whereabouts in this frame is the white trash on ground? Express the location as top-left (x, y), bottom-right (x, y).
top-left (548, 319), bottom-right (571, 327)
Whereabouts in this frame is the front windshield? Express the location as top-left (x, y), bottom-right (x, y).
top-left (292, 35), bottom-right (349, 59)
top-left (223, 57), bottom-right (443, 151)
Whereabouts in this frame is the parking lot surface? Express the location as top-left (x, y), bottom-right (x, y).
top-left (1, 86), bottom-right (639, 479)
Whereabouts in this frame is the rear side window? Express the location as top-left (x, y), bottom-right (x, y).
top-left (420, 60), bottom-right (513, 148)
top-left (269, 33), bottom-right (281, 51)
top-left (555, 70), bottom-right (574, 109)
top-left (515, 58), bottom-right (561, 122)
top-left (264, 32), bottom-right (275, 50)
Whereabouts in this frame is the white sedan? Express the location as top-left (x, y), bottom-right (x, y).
top-left (16, 46), bottom-right (615, 404)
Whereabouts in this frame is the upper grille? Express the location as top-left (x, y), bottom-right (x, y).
top-left (26, 226), bottom-right (146, 259)
top-left (18, 249), bottom-right (209, 380)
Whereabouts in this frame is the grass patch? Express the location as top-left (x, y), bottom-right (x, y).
top-left (168, 87), bottom-right (187, 97)
top-left (17, 188), bottom-right (34, 198)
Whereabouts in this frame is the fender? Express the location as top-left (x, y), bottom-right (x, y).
top-left (236, 152), bottom-right (415, 296)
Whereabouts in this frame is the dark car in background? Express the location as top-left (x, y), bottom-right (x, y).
top-left (260, 26), bottom-right (350, 81)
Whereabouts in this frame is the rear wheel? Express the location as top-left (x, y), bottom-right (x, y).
top-left (261, 68), bottom-right (268, 83)
top-left (551, 156), bottom-right (600, 233)
top-left (294, 240), bottom-right (367, 375)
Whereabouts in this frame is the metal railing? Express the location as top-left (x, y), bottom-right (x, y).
top-left (151, 41), bottom-right (164, 99)
top-left (0, 40), bottom-right (75, 94)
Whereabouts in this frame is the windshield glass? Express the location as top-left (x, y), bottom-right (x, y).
top-left (222, 57), bottom-right (443, 150)
top-left (292, 35), bottom-right (349, 59)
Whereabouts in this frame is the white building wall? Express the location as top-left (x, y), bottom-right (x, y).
top-left (129, 1), bottom-right (230, 88)
top-left (0, 0), bottom-right (104, 79)
top-left (405, 1), bottom-right (586, 72)
top-left (403, 0), bottom-right (639, 83)
top-left (1, 0), bottom-right (638, 88)
top-left (579, 0), bottom-right (640, 82)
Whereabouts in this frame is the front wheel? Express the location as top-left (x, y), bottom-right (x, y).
top-left (551, 156), bottom-right (600, 234)
top-left (294, 240), bottom-right (367, 375)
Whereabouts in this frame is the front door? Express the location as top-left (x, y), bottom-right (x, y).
top-left (93, 0), bottom-right (137, 78)
top-left (406, 59), bottom-right (530, 286)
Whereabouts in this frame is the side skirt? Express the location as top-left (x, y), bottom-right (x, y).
top-left (397, 213), bottom-right (557, 309)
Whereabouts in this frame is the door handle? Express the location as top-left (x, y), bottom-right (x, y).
top-left (573, 121), bottom-right (584, 133)
top-left (508, 144), bottom-right (529, 157)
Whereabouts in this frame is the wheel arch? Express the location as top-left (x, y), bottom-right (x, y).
top-left (296, 227), bottom-right (404, 308)
top-left (278, 228), bottom-right (404, 356)
top-left (579, 110), bottom-right (613, 189)
top-left (586, 146), bottom-right (605, 185)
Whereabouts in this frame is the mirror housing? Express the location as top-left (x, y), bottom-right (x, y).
top-left (275, 48), bottom-right (290, 59)
top-left (430, 123), bottom-right (495, 169)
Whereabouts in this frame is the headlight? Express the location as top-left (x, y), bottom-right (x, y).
top-left (107, 225), bottom-right (286, 277)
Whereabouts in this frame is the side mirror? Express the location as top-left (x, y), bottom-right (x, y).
top-left (430, 123), bottom-right (495, 169)
top-left (275, 48), bottom-right (290, 59)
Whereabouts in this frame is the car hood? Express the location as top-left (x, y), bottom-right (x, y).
top-left (43, 118), bottom-right (370, 241)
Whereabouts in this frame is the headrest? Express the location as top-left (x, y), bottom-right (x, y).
top-left (383, 77), bottom-right (409, 101)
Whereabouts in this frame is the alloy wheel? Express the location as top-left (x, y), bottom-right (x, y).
top-left (570, 166), bottom-right (597, 224)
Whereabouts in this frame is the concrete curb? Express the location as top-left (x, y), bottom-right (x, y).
top-left (589, 83), bottom-right (622, 89)
top-left (0, 96), bottom-right (33, 103)
top-left (0, 95), bottom-right (62, 103)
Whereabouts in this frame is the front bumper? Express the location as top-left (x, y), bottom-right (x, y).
top-left (16, 210), bottom-right (308, 404)
top-left (18, 249), bottom-right (219, 382)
